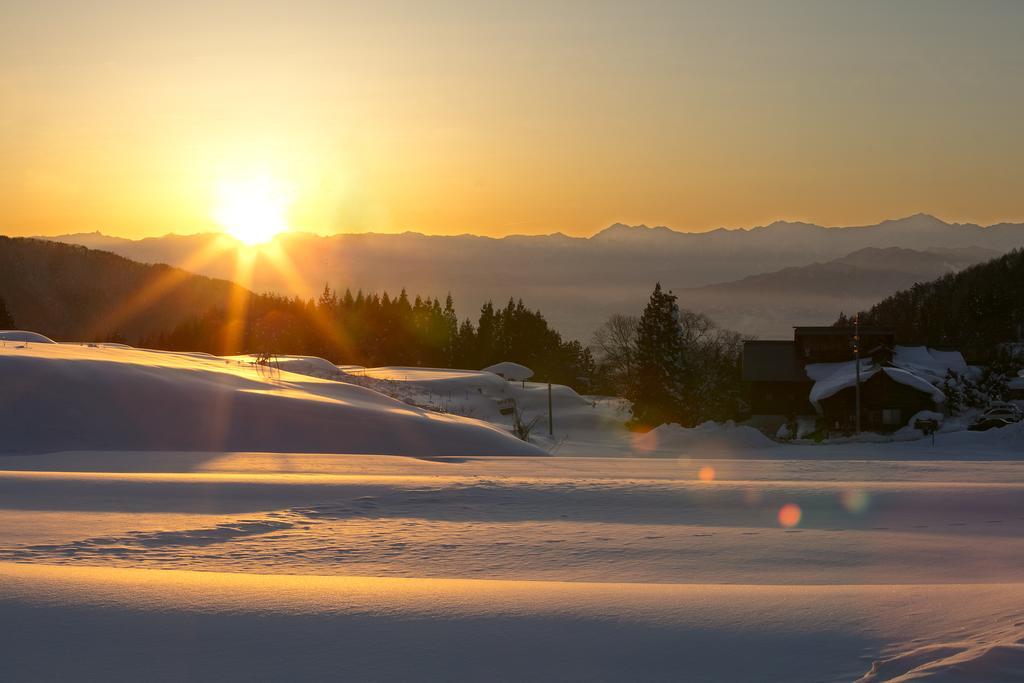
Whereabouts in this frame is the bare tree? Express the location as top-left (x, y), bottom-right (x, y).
top-left (591, 314), bottom-right (639, 394)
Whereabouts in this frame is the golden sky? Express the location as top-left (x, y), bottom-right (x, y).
top-left (2, 1), bottom-right (1023, 238)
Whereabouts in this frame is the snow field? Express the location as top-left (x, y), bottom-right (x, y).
top-left (2, 452), bottom-right (1024, 681)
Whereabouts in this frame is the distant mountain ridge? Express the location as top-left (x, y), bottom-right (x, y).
top-left (31, 214), bottom-right (1024, 340)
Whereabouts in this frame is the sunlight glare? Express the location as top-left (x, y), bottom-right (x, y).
top-left (214, 173), bottom-right (293, 245)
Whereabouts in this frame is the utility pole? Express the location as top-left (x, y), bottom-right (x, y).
top-left (548, 381), bottom-right (554, 437)
top-left (854, 315), bottom-right (861, 434)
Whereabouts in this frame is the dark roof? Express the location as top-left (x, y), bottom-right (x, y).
top-left (742, 341), bottom-right (809, 382)
top-left (793, 326), bottom-right (894, 336)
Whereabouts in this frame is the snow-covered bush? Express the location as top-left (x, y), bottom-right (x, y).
top-left (942, 360), bottom-right (1012, 414)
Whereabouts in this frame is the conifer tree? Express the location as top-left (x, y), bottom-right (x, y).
top-left (630, 283), bottom-right (686, 429)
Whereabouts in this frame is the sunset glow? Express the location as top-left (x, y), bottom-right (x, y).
top-left (3, 3), bottom-right (1023, 239)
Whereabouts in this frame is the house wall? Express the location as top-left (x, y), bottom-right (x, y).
top-left (746, 380), bottom-right (815, 417)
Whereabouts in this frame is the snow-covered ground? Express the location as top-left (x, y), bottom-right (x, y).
top-left (2, 452), bottom-right (1023, 681)
top-left (2, 343), bottom-right (1023, 681)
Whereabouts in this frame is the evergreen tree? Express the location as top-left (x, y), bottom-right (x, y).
top-left (442, 294), bottom-right (459, 365)
top-left (0, 295), bottom-right (13, 328)
top-left (630, 283), bottom-right (686, 429)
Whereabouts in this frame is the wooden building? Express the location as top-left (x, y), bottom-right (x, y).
top-left (741, 340), bottom-right (814, 427)
top-left (816, 369), bottom-right (940, 432)
top-left (742, 326), bottom-right (944, 434)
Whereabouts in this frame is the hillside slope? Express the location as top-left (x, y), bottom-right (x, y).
top-left (681, 246), bottom-right (994, 337)
top-left (848, 248), bottom-right (1024, 358)
top-left (0, 237), bottom-right (251, 343)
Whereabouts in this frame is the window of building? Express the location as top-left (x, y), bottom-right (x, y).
top-left (882, 409), bottom-right (901, 425)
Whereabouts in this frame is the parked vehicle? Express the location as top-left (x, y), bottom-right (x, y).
top-left (968, 416), bottom-right (1016, 432)
top-left (982, 402), bottom-right (1022, 422)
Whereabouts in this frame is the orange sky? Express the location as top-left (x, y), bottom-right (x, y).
top-left (2, 1), bottom-right (1023, 238)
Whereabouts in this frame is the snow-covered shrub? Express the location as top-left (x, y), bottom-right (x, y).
top-left (943, 358), bottom-right (1012, 414)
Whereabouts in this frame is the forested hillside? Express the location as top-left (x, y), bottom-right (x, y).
top-left (0, 237), bottom-right (249, 342)
top-left (839, 248), bottom-right (1024, 359)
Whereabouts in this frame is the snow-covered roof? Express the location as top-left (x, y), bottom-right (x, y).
top-left (806, 360), bottom-right (945, 411)
top-left (482, 361), bottom-right (534, 381)
top-left (892, 346), bottom-right (967, 384)
top-left (807, 361), bottom-right (880, 408)
top-left (0, 330), bottom-right (56, 344)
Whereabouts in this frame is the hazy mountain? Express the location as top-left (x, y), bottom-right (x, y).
top-left (682, 246), bottom-right (998, 338)
top-left (35, 214), bottom-right (1024, 340)
top-left (0, 237), bottom-right (251, 342)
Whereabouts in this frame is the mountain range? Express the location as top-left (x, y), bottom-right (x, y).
top-left (34, 214), bottom-right (1024, 340)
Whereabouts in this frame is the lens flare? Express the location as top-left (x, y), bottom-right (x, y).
top-left (840, 489), bottom-right (870, 513)
top-left (778, 503), bottom-right (802, 528)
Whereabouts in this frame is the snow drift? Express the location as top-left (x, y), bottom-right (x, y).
top-left (482, 361), bottom-right (534, 381)
top-left (0, 330), bottom-right (56, 344)
top-left (349, 365), bottom-right (629, 444)
top-left (636, 421), bottom-right (777, 452)
top-left (0, 342), bottom-right (543, 456)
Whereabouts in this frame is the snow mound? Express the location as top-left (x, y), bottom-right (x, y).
top-left (340, 366), bottom-right (627, 447)
top-left (0, 330), bottom-right (56, 344)
top-left (0, 343), bottom-right (544, 457)
top-left (336, 364), bottom-right (367, 373)
top-left (482, 361), bottom-right (534, 381)
top-left (221, 354), bottom-right (351, 381)
top-left (636, 421), bottom-right (777, 453)
top-left (359, 366), bottom-right (511, 390)
top-left (891, 410), bottom-right (944, 442)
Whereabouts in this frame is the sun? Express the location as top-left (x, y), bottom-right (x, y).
top-left (213, 173), bottom-right (293, 245)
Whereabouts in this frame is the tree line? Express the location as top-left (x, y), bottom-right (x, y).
top-left (141, 286), bottom-right (596, 387)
